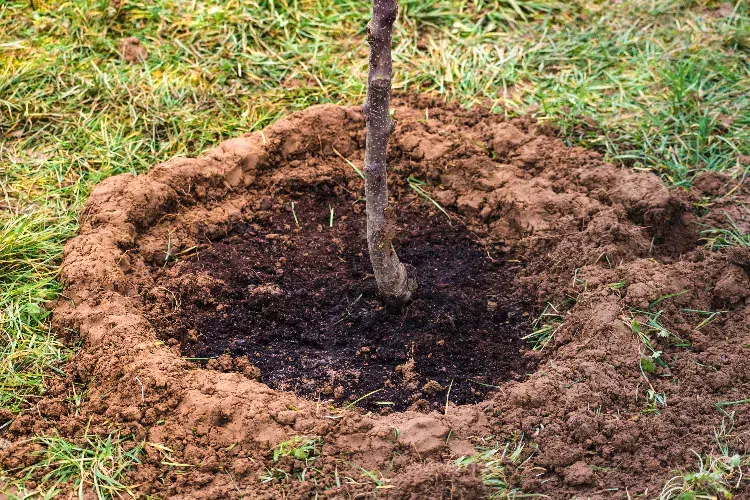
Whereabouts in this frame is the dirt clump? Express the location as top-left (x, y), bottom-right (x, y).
top-left (2, 96), bottom-right (749, 498)
top-left (119, 37), bottom-right (148, 63)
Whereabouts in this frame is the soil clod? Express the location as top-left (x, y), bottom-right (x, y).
top-left (118, 37), bottom-right (148, 63)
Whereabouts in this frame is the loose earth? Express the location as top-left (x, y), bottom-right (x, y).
top-left (2, 96), bottom-right (748, 499)
top-left (151, 188), bottom-right (535, 412)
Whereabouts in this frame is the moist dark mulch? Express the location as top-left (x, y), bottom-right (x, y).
top-left (161, 186), bottom-right (536, 412)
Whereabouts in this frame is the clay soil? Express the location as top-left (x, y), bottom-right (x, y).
top-left (2, 95), bottom-right (750, 499)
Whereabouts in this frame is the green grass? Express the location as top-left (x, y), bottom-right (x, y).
top-left (659, 415), bottom-right (749, 499)
top-left (523, 301), bottom-right (567, 350)
top-left (1, 431), bottom-right (143, 499)
top-left (1, 0), bottom-right (748, 420)
top-left (272, 435), bottom-right (322, 463)
top-left (454, 434), bottom-right (539, 498)
top-left (1, 212), bottom-right (73, 412)
top-left (261, 435), bottom-right (323, 484)
top-left (701, 210), bottom-right (750, 248)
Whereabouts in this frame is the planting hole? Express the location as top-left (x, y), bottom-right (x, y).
top-left (148, 185), bottom-right (536, 412)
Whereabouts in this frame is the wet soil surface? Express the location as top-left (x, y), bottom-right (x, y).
top-left (158, 187), bottom-right (535, 412)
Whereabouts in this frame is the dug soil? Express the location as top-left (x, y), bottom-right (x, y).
top-left (2, 95), bottom-right (750, 499)
top-left (151, 189), bottom-right (535, 412)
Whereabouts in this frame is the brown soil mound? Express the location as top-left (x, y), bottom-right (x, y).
top-left (2, 96), bottom-right (750, 499)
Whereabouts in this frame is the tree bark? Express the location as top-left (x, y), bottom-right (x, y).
top-left (363, 0), bottom-right (416, 308)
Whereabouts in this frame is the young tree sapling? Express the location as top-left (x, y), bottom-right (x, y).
top-left (363, 0), bottom-right (416, 308)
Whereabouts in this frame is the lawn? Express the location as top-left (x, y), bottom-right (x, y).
top-left (0, 0), bottom-right (748, 494)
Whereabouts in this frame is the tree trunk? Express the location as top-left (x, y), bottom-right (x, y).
top-left (363, 0), bottom-right (416, 308)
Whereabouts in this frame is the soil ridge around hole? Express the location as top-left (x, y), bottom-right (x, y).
top-left (2, 96), bottom-right (747, 499)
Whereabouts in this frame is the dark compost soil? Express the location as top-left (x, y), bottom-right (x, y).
top-left (3, 96), bottom-right (750, 499)
top-left (153, 189), bottom-right (534, 412)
